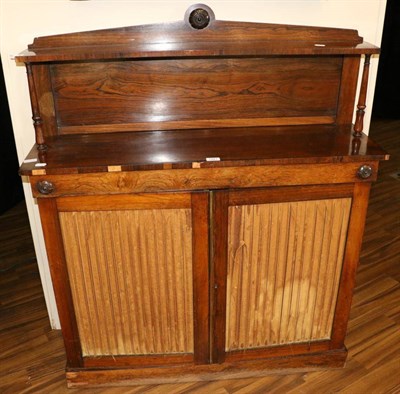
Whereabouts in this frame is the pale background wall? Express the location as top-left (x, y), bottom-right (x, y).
top-left (0, 0), bottom-right (387, 329)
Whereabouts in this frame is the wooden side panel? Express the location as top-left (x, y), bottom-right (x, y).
top-left (32, 64), bottom-right (57, 137)
top-left (225, 198), bottom-right (351, 351)
top-left (59, 208), bottom-right (194, 356)
top-left (51, 57), bottom-right (342, 133)
top-left (336, 56), bottom-right (361, 124)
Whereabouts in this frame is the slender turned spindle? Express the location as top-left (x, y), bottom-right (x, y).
top-left (351, 135), bottom-right (361, 155)
top-left (26, 63), bottom-right (47, 151)
top-left (353, 54), bottom-right (371, 137)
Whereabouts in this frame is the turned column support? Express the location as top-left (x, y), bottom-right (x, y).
top-left (26, 63), bottom-right (47, 151)
top-left (353, 54), bottom-right (371, 137)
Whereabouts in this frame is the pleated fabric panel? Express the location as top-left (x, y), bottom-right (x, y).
top-left (59, 209), bottom-right (194, 356)
top-left (226, 198), bottom-right (351, 351)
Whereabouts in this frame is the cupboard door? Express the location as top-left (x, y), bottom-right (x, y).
top-left (38, 192), bottom-right (209, 368)
top-left (213, 184), bottom-right (369, 363)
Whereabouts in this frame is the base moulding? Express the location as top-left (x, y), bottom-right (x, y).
top-left (66, 348), bottom-right (347, 388)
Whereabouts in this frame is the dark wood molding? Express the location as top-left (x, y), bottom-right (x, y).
top-left (212, 190), bottom-right (229, 364)
top-left (83, 354), bottom-right (194, 368)
top-left (28, 162), bottom-right (380, 198)
top-left (15, 10), bottom-right (378, 63)
top-left (37, 198), bottom-right (82, 367)
top-left (191, 192), bottom-right (211, 364)
top-left (228, 184), bottom-right (354, 205)
top-left (330, 182), bottom-right (372, 348)
top-left (66, 348), bottom-right (347, 387)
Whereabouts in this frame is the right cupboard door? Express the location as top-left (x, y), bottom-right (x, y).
top-left (212, 183), bottom-right (370, 363)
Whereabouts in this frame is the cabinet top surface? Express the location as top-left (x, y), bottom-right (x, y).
top-left (20, 125), bottom-right (388, 176)
top-left (15, 9), bottom-right (378, 63)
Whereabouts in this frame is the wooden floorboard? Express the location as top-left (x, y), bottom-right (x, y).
top-left (0, 119), bottom-right (399, 393)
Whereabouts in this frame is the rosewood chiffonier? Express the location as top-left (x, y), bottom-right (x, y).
top-left (16, 4), bottom-right (388, 387)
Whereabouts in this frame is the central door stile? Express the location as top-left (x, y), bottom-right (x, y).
top-left (211, 190), bottom-right (229, 364)
top-left (191, 191), bottom-right (211, 364)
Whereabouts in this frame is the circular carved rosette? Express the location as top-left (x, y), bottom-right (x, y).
top-left (185, 4), bottom-right (215, 30)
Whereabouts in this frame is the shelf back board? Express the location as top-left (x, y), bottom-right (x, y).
top-left (14, 4), bottom-right (379, 145)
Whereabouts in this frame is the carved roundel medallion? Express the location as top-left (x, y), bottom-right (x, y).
top-left (185, 4), bottom-right (215, 30)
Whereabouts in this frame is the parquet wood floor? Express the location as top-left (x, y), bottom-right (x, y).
top-left (1, 119), bottom-right (399, 393)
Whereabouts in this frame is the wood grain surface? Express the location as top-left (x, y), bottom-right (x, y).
top-left (330, 182), bottom-right (372, 348)
top-left (37, 198), bottom-right (83, 367)
top-left (51, 57), bottom-right (341, 132)
top-left (15, 19), bottom-right (379, 63)
top-left (29, 162), bottom-right (379, 198)
top-left (59, 208), bottom-right (194, 356)
top-left (19, 125), bottom-right (388, 176)
top-left (26, 20), bottom-right (364, 50)
top-left (336, 56), bottom-right (361, 125)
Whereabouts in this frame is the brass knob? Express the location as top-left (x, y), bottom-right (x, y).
top-left (357, 165), bottom-right (373, 179)
top-left (36, 180), bottom-right (55, 195)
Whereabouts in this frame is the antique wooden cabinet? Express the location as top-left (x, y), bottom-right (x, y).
top-left (17, 4), bottom-right (388, 387)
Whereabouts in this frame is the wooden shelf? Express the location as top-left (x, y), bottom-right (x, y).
top-left (20, 124), bottom-right (387, 176)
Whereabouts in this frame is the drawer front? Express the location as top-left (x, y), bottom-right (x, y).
top-left (30, 162), bottom-right (378, 198)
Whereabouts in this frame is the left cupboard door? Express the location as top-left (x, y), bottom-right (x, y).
top-left (38, 192), bottom-right (210, 368)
